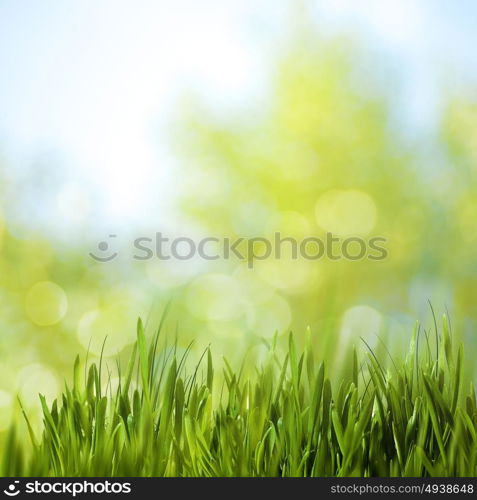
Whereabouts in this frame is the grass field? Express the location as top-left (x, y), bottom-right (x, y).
top-left (2, 314), bottom-right (476, 477)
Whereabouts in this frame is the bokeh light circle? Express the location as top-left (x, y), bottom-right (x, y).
top-left (25, 281), bottom-right (68, 326)
top-left (315, 189), bottom-right (377, 237)
top-left (77, 304), bottom-right (137, 357)
top-left (251, 294), bottom-right (292, 338)
top-left (186, 273), bottom-right (247, 321)
top-left (340, 305), bottom-right (382, 347)
top-left (17, 364), bottom-right (59, 406)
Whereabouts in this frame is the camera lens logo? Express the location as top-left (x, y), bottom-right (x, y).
top-left (3, 481), bottom-right (20, 497)
top-left (89, 234), bottom-right (118, 262)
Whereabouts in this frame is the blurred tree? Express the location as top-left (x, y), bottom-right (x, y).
top-left (170, 29), bottom-right (436, 351)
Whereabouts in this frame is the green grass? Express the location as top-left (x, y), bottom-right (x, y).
top-left (2, 315), bottom-right (477, 477)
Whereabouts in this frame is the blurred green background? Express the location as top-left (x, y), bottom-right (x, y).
top-left (1, 0), bottom-right (477, 433)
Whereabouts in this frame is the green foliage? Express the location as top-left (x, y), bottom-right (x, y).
top-left (3, 315), bottom-right (476, 477)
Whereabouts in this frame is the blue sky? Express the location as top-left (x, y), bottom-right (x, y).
top-left (0, 0), bottom-right (476, 234)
